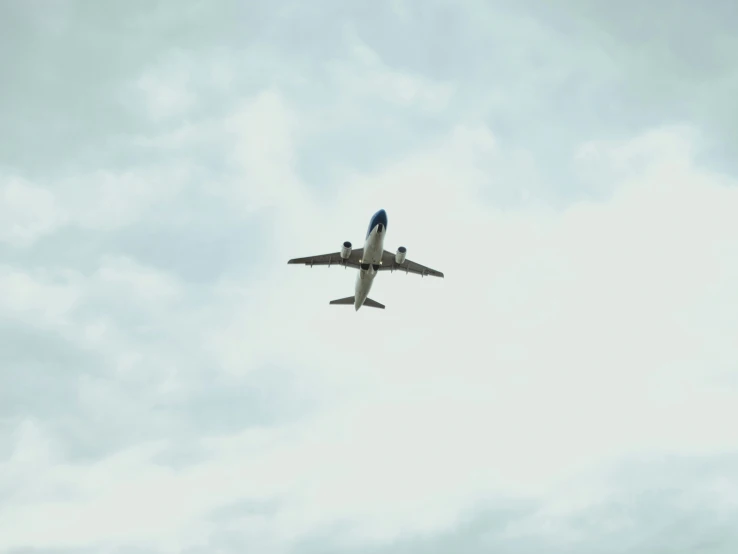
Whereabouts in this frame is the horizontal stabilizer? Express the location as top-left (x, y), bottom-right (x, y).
top-left (363, 298), bottom-right (385, 309)
top-left (328, 296), bottom-right (385, 309)
top-left (329, 296), bottom-right (355, 305)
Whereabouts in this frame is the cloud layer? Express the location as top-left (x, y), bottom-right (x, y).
top-left (2, 1), bottom-right (737, 553)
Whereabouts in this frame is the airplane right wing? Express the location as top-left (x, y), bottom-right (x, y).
top-left (378, 250), bottom-right (444, 278)
top-left (288, 248), bottom-right (364, 269)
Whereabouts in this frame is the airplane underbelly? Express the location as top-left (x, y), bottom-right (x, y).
top-left (355, 269), bottom-right (374, 301)
top-left (355, 229), bottom-right (382, 307)
top-left (362, 234), bottom-right (384, 264)
top-left (364, 249), bottom-right (381, 264)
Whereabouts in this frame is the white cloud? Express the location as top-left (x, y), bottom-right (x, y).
top-left (128, 47), bottom-right (241, 123)
top-left (2, 122), bottom-right (736, 552)
top-left (222, 90), bottom-right (305, 210)
top-left (0, 175), bottom-right (68, 247)
top-left (133, 88), bottom-right (311, 219)
top-left (0, 164), bottom-right (191, 246)
top-left (327, 26), bottom-right (456, 112)
top-left (0, 265), bottom-right (81, 327)
top-left (134, 53), bottom-right (197, 121)
top-left (94, 255), bottom-right (185, 304)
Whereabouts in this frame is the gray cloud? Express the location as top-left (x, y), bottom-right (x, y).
top-left (5, 0), bottom-right (734, 193)
top-left (0, 321), bottom-right (100, 420)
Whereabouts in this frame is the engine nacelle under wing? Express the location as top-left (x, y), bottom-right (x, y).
top-left (340, 241), bottom-right (352, 259)
top-left (395, 246), bottom-right (407, 264)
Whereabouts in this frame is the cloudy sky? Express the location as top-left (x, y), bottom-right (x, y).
top-left (2, 1), bottom-right (738, 552)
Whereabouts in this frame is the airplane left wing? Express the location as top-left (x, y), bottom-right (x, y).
top-left (288, 248), bottom-right (364, 269)
top-left (378, 250), bottom-right (444, 278)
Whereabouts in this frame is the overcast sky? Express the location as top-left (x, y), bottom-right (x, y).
top-left (2, 1), bottom-right (738, 552)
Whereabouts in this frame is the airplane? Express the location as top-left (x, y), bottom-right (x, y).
top-left (288, 209), bottom-right (444, 311)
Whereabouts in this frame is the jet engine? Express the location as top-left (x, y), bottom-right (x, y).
top-left (340, 241), bottom-right (352, 259)
top-left (395, 246), bottom-right (407, 264)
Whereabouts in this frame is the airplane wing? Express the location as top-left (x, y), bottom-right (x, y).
top-left (378, 250), bottom-right (444, 278)
top-left (288, 248), bottom-right (364, 269)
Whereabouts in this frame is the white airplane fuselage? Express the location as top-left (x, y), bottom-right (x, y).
top-left (354, 209), bottom-right (388, 310)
